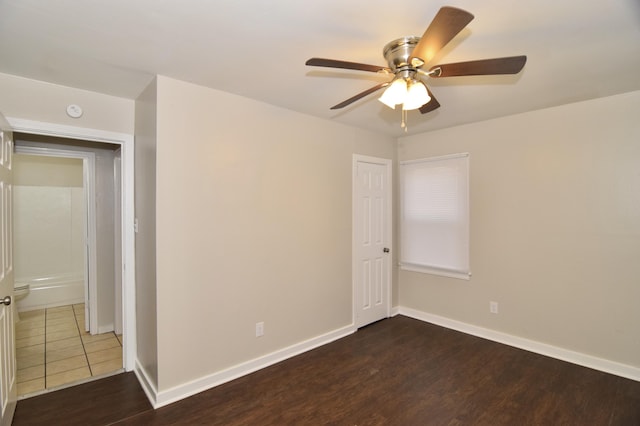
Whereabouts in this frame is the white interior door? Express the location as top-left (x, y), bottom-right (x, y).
top-left (0, 116), bottom-right (16, 426)
top-left (353, 155), bottom-right (391, 328)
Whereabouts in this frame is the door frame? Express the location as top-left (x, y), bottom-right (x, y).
top-left (352, 154), bottom-right (392, 328)
top-left (0, 117), bottom-right (16, 426)
top-left (13, 145), bottom-right (98, 334)
top-left (6, 117), bottom-right (136, 371)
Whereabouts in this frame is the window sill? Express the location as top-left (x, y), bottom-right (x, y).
top-left (399, 263), bottom-right (471, 281)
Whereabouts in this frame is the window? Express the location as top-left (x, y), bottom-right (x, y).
top-left (399, 153), bottom-right (470, 280)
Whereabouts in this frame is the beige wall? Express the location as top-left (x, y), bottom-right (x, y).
top-left (13, 155), bottom-right (83, 187)
top-left (0, 72), bottom-right (134, 134)
top-left (397, 90), bottom-right (640, 368)
top-left (134, 78), bottom-right (159, 388)
top-left (94, 149), bottom-right (117, 331)
top-left (153, 76), bottom-right (395, 391)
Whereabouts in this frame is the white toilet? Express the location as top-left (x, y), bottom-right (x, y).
top-left (13, 283), bottom-right (30, 322)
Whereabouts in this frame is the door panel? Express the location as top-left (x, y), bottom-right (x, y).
top-left (353, 156), bottom-right (391, 328)
top-left (0, 118), bottom-right (16, 426)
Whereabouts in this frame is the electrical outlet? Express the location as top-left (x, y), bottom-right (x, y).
top-left (255, 322), bottom-right (264, 337)
top-left (490, 301), bottom-right (499, 314)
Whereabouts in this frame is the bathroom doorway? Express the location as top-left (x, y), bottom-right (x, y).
top-left (13, 133), bottom-right (124, 396)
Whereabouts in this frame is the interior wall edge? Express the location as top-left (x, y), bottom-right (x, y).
top-left (398, 306), bottom-right (640, 383)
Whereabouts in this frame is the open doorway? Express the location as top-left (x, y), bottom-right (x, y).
top-left (12, 133), bottom-right (124, 396)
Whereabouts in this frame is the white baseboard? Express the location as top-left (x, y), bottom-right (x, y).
top-left (144, 324), bottom-right (356, 408)
top-left (134, 360), bottom-right (158, 408)
top-left (398, 306), bottom-right (640, 382)
top-left (132, 307), bottom-right (639, 410)
top-left (97, 323), bottom-right (114, 334)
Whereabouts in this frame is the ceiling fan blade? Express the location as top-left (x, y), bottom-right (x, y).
top-left (430, 56), bottom-right (527, 77)
top-left (306, 58), bottom-right (390, 73)
top-left (330, 82), bottom-right (390, 110)
top-left (419, 88), bottom-right (441, 114)
top-left (409, 6), bottom-right (474, 67)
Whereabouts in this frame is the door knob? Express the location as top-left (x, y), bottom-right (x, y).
top-left (383, 247), bottom-right (390, 253)
top-left (2, 296), bottom-right (10, 306)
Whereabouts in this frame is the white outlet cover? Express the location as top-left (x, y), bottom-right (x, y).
top-left (255, 322), bottom-right (264, 337)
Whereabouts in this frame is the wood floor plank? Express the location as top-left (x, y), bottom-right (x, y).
top-left (13, 372), bottom-right (152, 426)
top-left (12, 316), bottom-right (640, 425)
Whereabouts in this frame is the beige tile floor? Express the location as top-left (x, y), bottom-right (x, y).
top-left (15, 303), bottom-right (123, 396)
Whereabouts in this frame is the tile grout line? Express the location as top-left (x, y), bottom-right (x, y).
top-left (72, 305), bottom-right (94, 377)
top-left (19, 304), bottom-right (123, 394)
top-left (15, 309), bottom-right (46, 394)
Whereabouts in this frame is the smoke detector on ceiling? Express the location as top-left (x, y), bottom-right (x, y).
top-left (66, 104), bottom-right (83, 118)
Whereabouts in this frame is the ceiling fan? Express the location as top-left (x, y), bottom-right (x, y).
top-left (305, 6), bottom-right (526, 128)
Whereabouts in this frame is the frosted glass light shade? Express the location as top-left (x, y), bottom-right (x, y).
top-left (379, 78), bottom-right (408, 109)
top-left (402, 81), bottom-right (431, 110)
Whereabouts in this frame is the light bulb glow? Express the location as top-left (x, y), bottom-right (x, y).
top-left (402, 80), bottom-right (431, 111)
top-left (378, 78), bottom-right (408, 109)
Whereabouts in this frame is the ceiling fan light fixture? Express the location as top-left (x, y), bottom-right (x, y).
top-left (306, 6), bottom-right (527, 128)
top-left (402, 80), bottom-right (431, 110)
top-left (378, 78), bottom-right (407, 109)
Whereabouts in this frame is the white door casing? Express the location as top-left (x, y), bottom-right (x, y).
top-left (0, 117), bottom-right (16, 426)
top-left (353, 155), bottom-right (391, 328)
top-left (6, 117), bottom-right (136, 372)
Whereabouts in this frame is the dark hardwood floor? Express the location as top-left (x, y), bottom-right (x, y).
top-left (13, 316), bottom-right (640, 425)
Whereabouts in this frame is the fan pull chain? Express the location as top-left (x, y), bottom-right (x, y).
top-left (401, 109), bottom-right (408, 132)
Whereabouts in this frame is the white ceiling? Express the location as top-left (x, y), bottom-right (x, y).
top-left (1, 0), bottom-right (639, 137)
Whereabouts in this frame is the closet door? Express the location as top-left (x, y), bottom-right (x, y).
top-left (353, 155), bottom-right (392, 328)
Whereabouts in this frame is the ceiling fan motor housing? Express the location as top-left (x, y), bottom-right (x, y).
top-left (383, 36), bottom-right (421, 72)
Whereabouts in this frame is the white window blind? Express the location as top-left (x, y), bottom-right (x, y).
top-left (400, 153), bottom-right (470, 279)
